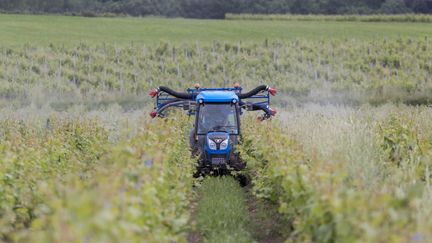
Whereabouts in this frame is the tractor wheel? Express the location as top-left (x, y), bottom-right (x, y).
top-left (235, 174), bottom-right (251, 187)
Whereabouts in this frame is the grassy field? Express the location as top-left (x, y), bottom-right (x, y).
top-left (1, 14), bottom-right (432, 242)
top-left (0, 14), bottom-right (432, 46)
top-left (195, 177), bottom-right (252, 243)
top-left (0, 15), bottom-right (431, 107)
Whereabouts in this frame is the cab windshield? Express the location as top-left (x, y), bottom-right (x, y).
top-left (197, 104), bottom-right (238, 135)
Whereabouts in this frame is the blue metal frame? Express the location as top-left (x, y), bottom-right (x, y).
top-left (196, 91), bottom-right (239, 103)
top-left (155, 86), bottom-right (271, 116)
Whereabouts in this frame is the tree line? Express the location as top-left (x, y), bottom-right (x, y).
top-left (1, 0), bottom-right (431, 19)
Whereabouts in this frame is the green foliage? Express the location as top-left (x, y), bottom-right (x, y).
top-left (0, 115), bottom-right (195, 242)
top-left (239, 115), bottom-right (430, 242)
top-left (1, 11), bottom-right (432, 242)
top-left (379, 115), bottom-right (420, 166)
top-left (379, 114), bottom-right (432, 181)
top-left (380, 0), bottom-right (412, 14)
top-left (227, 13), bottom-right (432, 22)
top-left (0, 118), bottom-right (109, 241)
top-left (0, 0), bottom-right (431, 18)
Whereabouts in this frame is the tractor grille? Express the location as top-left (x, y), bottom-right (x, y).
top-left (211, 156), bottom-right (226, 165)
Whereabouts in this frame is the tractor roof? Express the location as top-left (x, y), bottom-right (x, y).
top-left (196, 91), bottom-right (239, 103)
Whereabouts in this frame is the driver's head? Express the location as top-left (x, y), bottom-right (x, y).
top-left (213, 114), bottom-right (226, 125)
top-left (212, 106), bottom-right (228, 122)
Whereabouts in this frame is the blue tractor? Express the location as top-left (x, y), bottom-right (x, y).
top-left (149, 84), bottom-right (277, 176)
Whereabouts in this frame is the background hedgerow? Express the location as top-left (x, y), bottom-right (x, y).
top-left (226, 14), bottom-right (432, 23)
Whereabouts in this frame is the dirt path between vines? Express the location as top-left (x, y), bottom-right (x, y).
top-left (187, 177), bottom-right (287, 243)
top-left (244, 186), bottom-right (288, 243)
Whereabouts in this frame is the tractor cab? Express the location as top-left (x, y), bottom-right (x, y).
top-left (148, 84), bottom-right (277, 175)
top-left (193, 91), bottom-right (242, 171)
top-left (197, 103), bottom-right (239, 135)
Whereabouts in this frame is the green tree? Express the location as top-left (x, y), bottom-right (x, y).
top-left (0, 0), bottom-right (431, 18)
top-left (380, 0), bottom-right (411, 14)
top-left (406, 0), bottom-right (432, 13)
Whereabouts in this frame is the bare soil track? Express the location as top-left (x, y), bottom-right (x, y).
top-left (188, 177), bottom-right (287, 243)
top-left (245, 186), bottom-right (287, 243)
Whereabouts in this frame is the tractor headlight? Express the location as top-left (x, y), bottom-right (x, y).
top-left (220, 139), bottom-right (229, 150)
top-left (207, 138), bottom-right (217, 150)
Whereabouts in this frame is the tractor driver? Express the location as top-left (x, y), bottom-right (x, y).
top-left (198, 104), bottom-right (237, 133)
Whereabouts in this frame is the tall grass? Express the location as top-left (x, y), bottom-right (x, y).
top-left (196, 177), bottom-right (252, 243)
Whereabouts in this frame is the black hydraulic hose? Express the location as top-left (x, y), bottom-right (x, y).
top-left (253, 103), bottom-right (276, 119)
top-left (151, 100), bottom-right (188, 118)
top-left (238, 85), bottom-right (268, 99)
top-left (159, 86), bottom-right (193, 100)
top-left (251, 103), bottom-right (266, 112)
top-left (239, 101), bottom-right (275, 116)
top-left (160, 98), bottom-right (183, 106)
top-left (158, 101), bottom-right (185, 114)
top-left (238, 101), bottom-right (261, 111)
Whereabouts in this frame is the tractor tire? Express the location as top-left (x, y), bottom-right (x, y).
top-left (235, 174), bottom-right (251, 187)
top-left (189, 129), bottom-right (200, 156)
